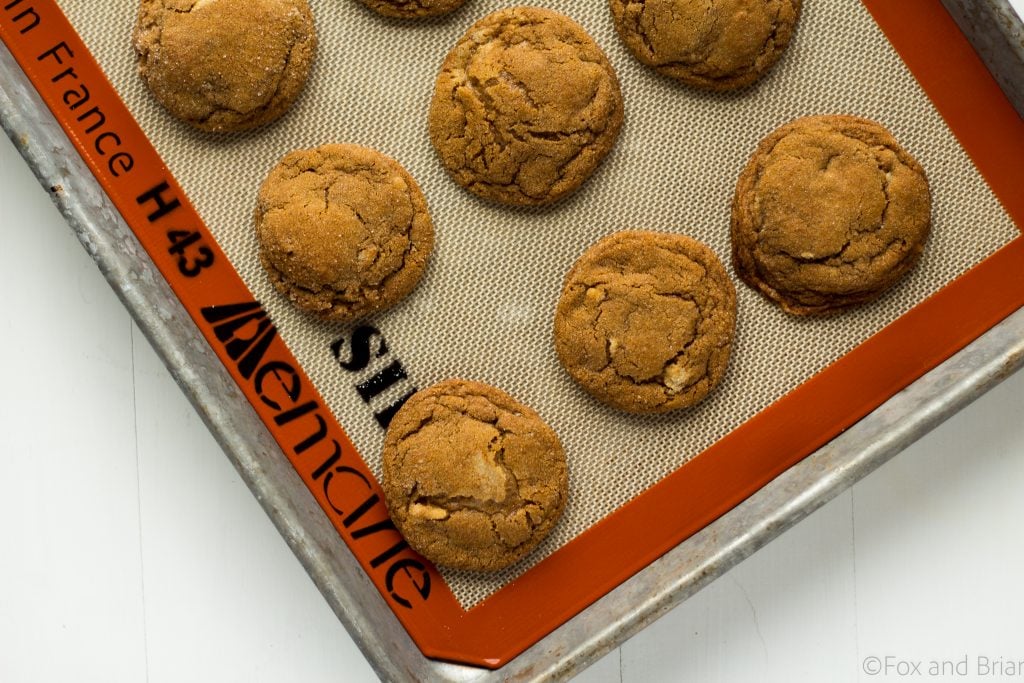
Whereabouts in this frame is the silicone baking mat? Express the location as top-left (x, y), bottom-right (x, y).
top-left (2, 0), bottom-right (1023, 669)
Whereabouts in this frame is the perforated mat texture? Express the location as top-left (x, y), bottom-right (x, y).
top-left (61, 0), bottom-right (1018, 608)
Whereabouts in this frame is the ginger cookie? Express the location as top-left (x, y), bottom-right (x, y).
top-left (608, 0), bottom-right (801, 91)
top-left (381, 379), bottom-right (568, 572)
top-left (428, 6), bottom-right (624, 206)
top-left (359, 0), bottom-right (467, 19)
top-left (134, 0), bottom-right (316, 133)
top-left (255, 144), bottom-right (434, 321)
top-left (731, 115), bottom-right (932, 315)
top-left (554, 231), bottom-right (737, 414)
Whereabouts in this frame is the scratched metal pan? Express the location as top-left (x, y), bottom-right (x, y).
top-left (2, 0), bottom-right (1023, 680)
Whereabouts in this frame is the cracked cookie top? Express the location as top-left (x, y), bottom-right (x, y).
top-left (554, 231), bottom-right (736, 413)
top-left (428, 6), bottom-right (624, 206)
top-left (133, 0), bottom-right (316, 132)
top-left (359, 0), bottom-right (467, 19)
top-left (608, 0), bottom-right (801, 91)
top-left (381, 379), bottom-right (568, 572)
top-left (731, 115), bottom-right (932, 315)
top-left (255, 144), bottom-right (434, 321)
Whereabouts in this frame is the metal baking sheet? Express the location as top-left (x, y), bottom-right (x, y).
top-left (2, 0), bottom-right (1023, 679)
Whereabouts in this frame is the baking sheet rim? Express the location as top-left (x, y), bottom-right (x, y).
top-left (2, 0), bottom-right (1024, 678)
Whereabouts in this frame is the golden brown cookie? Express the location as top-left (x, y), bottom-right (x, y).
top-left (359, 0), bottom-right (466, 18)
top-left (428, 7), bottom-right (624, 206)
top-left (255, 144), bottom-right (434, 321)
top-left (134, 0), bottom-right (316, 133)
top-left (731, 115), bottom-right (932, 315)
top-left (381, 379), bottom-right (568, 572)
top-left (608, 0), bottom-right (801, 91)
top-left (554, 231), bottom-right (737, 413)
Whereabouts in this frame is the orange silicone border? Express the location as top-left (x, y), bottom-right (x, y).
top-left (2, 0), bottom-right (1021, 668)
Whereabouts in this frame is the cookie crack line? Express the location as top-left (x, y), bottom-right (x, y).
top-left (615, 0), bottom-right (793, 86)
top-left (491, 511), bottom-right (547, 551)
top-left (265, 159), bottom-right (421, 298)
top-left (485, 12), bottom-right (592, 53)
top-left (699, 1), bottom-right (787, 83)
top-left (393, 395), bottom-right (526, 454)
top-left (734, 115), bottom-right (930, 314)
top-left (548, 133), bottom-right (600, 190)
top-left (619, 0), bottom-right (719, 68)
top-left (165, 0), bottom-right (229, 14)
top-left (556, 231), bottom-right (736, 412)
top-left (572, 262), bottom-right (727, 393)
top-left (499, 68), bottom-right (540, 111)
top-left (263, 218), bottom-right (419, 305)
top-left (406, 495), bottom-right (540, 548)
top-left (391, 394), bottom-right (536, 483)
top-left (381, 0), bottom-right (428, 9)
top-left (461, 72), bottom-right (513, 156)
top-left (450, 51), bottom-right (601, 180)
top-left (404, 441), bottom-right (529, 522)
top-left (431, 6), bottom-right (622, 205)
top-left (256, 144), bottom-right (432, 321)
top-left (409, 493), bottom-right (510, 517)
top-left (594, 298), bottom-right (713, 395)
top-left (381, 379), bottom-right (566, 570)
top-left (492, 440), bottom-right (525, 506)
top-left (757, 144), bottom-right (906, 268)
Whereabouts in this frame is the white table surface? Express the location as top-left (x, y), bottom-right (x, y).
top-left (3, 23), bottom-right (1024, 679)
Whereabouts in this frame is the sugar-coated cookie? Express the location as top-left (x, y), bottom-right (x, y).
top-left (381, 379), bottom-right (568, 572)
top-left (255, 144), bottom-right (433, 321)
top-left (554, 230), bottom-right (737, 413)
top-left (359, 0), bottom-right (467, 18)
top-left (731, 115), bottom-right (931, 315)
top-left (608, 0), bottom-right (801, 91)
top-left (134, 0), bottom-right (316, 132)
top-left (428, 6), bottom-right (624, 206)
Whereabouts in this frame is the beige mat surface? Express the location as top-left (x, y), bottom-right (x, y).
top-left (62, 0), bottom-right (1018, 607)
